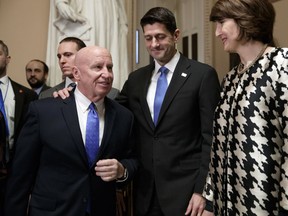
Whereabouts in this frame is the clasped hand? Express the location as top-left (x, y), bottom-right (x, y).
top-left (95, 159), bottom-right (125, 182)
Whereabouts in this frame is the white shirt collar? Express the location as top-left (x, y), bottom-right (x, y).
top-left (65, 77), bottom-right (75, 88)
top-left (154, 51), bottom-right (180, 74)
top-left (0, 75), bottom-right (9, 85)
top-left (74, 87), bottom-right (104, 114)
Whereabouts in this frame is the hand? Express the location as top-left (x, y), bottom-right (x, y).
top-left (185, 193), bottom-right (206, 216)
top-left (116, 189), bottom-right (127, 216)
top-left (95, 159), bottom-right (125, 182)
top-left (53, 86), bottom-right (73, 99)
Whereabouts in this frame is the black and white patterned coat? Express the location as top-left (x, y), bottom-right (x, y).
top-left (204, 48), bottom-right (288, 215)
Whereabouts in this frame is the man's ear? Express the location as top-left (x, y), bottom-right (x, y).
top-left (72, 66), bottom-right (80, 80)
top-left (6, 55), bottom-right (11, 64)
top-left (174, 29), bottom-right (180, 42)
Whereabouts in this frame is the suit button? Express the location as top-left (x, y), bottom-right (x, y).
top-left (83, 198), bottom-right (88, 203)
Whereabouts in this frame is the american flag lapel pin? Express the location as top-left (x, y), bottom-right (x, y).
top-left (181, 72), bottom-right (187, 77)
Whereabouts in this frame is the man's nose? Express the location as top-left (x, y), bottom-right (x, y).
top-left (101, 69), bottom-right (112, 78)
top-left (59, 56), bottom-right (65, 64)
top-left (151, 37), bottom-right (159, 47)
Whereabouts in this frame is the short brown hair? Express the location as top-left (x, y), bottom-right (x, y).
top-left (140, 7), bottom-right (177, 35)
top-left (210, 0), bottom-right (275, 44)
top-left (59, 37), bottom-right (86, 51)
top-left (26, 59), bottom-right (49, 74)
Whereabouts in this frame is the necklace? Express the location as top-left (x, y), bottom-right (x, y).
top-left (237, 44), bottom-right (268, 75)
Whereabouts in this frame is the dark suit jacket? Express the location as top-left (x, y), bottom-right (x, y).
top-left (10, 79), bottom-right (38, 152)
top-left (4, 94), bottom-right (137, 216)
top-left (107, 87), bottom-right (120, 100)
top-left (39, 84), bottom-right (51, 94)
top-left (0, 111), bottom-right (6, 178)
top-left (38, 81), bottom-right (65, 99)
top-left (0, 111), bottom-right (7, 215)
top-left (117, 54), bottom-right (220, 216)
top-left (0, 79), bottom-right (37, 214)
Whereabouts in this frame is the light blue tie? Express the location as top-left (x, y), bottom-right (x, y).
top-left (85, 103), bottom-right (99, 168)
top-left (154, 66), bottom-right (169, 125)
top-left (0, 85), bottom-right (9, 136)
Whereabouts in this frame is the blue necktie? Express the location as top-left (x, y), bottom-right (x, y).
top-left (154, 66), bottom-right (169, 125)
top-left (85, 103), bottom-right (99, 168)
top-left (0, 85), bottom-right (9, 136)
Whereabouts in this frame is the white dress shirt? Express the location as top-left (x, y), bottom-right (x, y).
top-left (0, 75), bottom-right (15, 149)
top-left (146, 51), bottom-right (180, 120)
top-left (65, 77), bottom-right (75, 88)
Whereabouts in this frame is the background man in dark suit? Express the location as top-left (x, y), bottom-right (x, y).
top-left (116, 7), bottom-right (220, 216)
top-left (39, 36), bottom-right (86, 99)
top-left (0, 40), bottom-right (38, 214)
top-left (25, 59), bottom-right (51, 95)
top-left (0, 111), bottom-right (7, 213)
top-left (4, 46), bottom-right (137, 216)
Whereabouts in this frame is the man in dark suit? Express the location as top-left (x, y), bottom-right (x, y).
top-left (25, 59), bottom-right (51, 95)
top-left (0, 40), bottom-right (38, 214)
top-left (39, 37), bottom-right (119, 100)
top-left (116, 7), bottom-right (220, 216)
top-left (4, 46), bottom-right (137, 216)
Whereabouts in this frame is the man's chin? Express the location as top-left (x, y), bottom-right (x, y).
top-left (62, 72), bottom-right (73, 78)
top-left (98, 86), bottom-right (112, 97)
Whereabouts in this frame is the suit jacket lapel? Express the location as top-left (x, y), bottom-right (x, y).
top-left (11, 80), bottom-right (25, 133)
top-left (157, 55), bottom-right (192, 124)
top-left (61, 95), bottom-right (88, 165)
top-left (139, 64), bottom-right (156, 129)
top-left (96, 98), bottom-right (116, 160)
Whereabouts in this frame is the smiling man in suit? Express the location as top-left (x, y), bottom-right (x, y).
top-left (4, 46), bottom-right (137, 216)
top-left (116, 7), bottom-right (220, 216)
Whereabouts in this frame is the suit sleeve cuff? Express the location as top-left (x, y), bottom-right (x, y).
top-left (204, 199), bottom-right (213, 212)
top-left (116, 167), bottom-right (128, 183)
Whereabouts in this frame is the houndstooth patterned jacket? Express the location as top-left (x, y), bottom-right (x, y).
top-left (203, 48), bottom-right (288, 215)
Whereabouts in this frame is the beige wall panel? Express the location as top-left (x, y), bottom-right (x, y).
top-left (0, 0), bottom-right (50, 87)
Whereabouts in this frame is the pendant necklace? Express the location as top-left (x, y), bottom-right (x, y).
top-left (237, 44), bottom-right (268, 75)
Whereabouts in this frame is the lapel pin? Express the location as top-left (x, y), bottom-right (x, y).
top-left (181, 73), bottom-right (187, 77)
